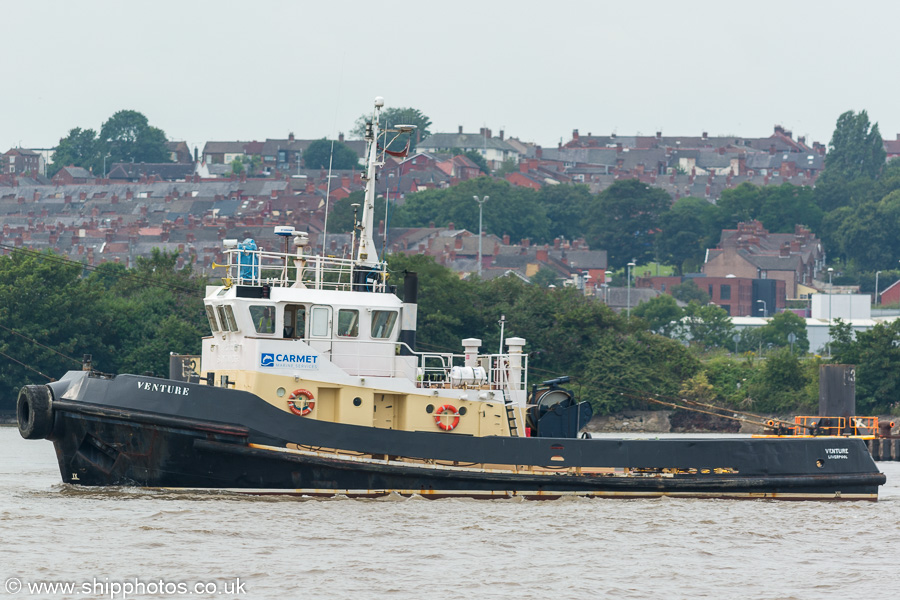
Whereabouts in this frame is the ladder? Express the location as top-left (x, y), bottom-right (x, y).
top-left (505, 402), bottom-right (520, 437)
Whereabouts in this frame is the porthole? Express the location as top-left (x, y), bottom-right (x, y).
top-left (458, 407), bottom-right (467, 416)
top-left (353, 397), bottom-right (362, 407)
top-left (426, 404), bottom-right (434, 414)
top-left (276, 387), bottom-right (286, 397)
top-left (816, 459), bottom-right (824, 468)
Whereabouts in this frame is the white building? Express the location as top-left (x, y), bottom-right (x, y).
top-left (731, 294), bottom-right (899, 354)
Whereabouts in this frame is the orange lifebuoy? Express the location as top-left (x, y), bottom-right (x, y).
top-left (434, 404), bottom-right (460, 431)
top-left (287, 389), bottom-right (315, 416)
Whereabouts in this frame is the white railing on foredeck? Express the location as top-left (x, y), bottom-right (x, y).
top-left (323, 339), bottom-right (527, 393)
top-left (219, 247), bottom-right (388, 291)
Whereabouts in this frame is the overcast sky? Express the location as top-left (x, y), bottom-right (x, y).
top-left (3, 1), bottom-right (897, 155)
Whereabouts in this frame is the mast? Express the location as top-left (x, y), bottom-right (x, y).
top-left (355, 96), bottom-right (384, 267)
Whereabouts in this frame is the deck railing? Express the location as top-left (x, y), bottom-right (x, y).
top-left (324, 340), bottom-right (527, 392)
top-left (219, 247), bottom-right (388, 292)
top-left (792, 415), bottom-right (879, 436)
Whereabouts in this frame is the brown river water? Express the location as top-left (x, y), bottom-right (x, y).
top-left (2, 426), bottom-right (900, 600)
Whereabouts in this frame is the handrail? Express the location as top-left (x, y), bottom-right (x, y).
top-left (219, 247), bottom-right (388, 291)
top-left (793, 415), bottom-right (879, 436)
top-left (267, 336), bottom-right (528, 392)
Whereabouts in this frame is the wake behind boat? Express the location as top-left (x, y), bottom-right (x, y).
top-left (16, 97), bottom-right (886, 500)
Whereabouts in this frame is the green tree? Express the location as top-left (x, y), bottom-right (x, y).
top-left (828, 192), bottom-right (900, 269)
top-left (352, 106), bottom-right (432, 154)
top-left (99, 109), bottom-right (170, 166)
top-left (702, 355), bottom-right (755, 406)
top-left (758, 310), bottom-right (810, 353)
top-left (229, 158), bottom-right (244, 176)
top-left (670, 279), bottom-right (710, 304)
top-left (821, 109), bottom-right (886, 183)
top-left (244, 154), bottom-right (263, 175)
top-left (587, 179), bottom-right (672, 268)
top-left (303, 138), bottom-right (360, 170)
top-left (495, 158), bottom-right (518, 177)
top-left (530, 267), bottom-right (561, 288)
top-left (464, 150), bottom-right (489, 175)
top-left (50, 110), bottom-right (171, 176)
top-left (392, 178), bottom-right (550, 244)
top-left (655, 197), bottom-right (719, 272)
top-left (581, 330), bottom-right (700, 413)
top-left (715, 182), bottom-right (821, 234)
top-left (745, 348), bottom-right (814, 413)
top-left (678, 301), bottom-right (735, 351)
top-left (49, 127), bottom-right (99, 176)
top-left (386, 253), bottom-right (482, 354)
top-left (632, 293), bottom-right (683, 337)
top-left (813, 110), bottom-right (886, 214)
top-left (326, 190), bottom-right (374, 234)
top-left (829, 318), bottom-right (900, 413)
top-left (474, 276), bottom-right (621, 383)
top-left (538, 184), bottom-right (594, 241)
top-left (756, 183), bottom-right (822, 233)
top-left (0, 250), bottom-right (111, 410)
top-left (715, 182), bottom-right (763, 227)
top-left (86, 250), bottom-right (207, 377)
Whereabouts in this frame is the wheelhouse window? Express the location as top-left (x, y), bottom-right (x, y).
top-left (217, 304), bottom-right (238, 332)
top-left (249, 305), bottom-right (275, 334)
top-left (283, 304), bottom-right (307, 339)
top-left (337, 309), bottom-right (359, 337)
top-left (205, 305), bottom-right (219, 332)
top-left (370, 310), bottom-right (398, 339)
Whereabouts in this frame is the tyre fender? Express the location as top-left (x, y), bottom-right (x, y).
top-left (17, 385), bottom-right (54, 440)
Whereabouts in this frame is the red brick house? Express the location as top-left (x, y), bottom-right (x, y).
top-left (885, 135), bottom-right (900, 161)
top-left (52, 166), bottom-right (96, 185)
top-left (505, 171), bottom-right (544, 190)
top-left (702, 221), bottom-right (823, 299)
top-left (880, 279), bottom-right (900, 306)
top-left (637, 274), bottom-right (786, 316)
top-left (436, 155), bottom-right (481, 180)
top-left (165, 141), bottom-right (193, 163)
top-left (3, 148), bottom-right (43, 176)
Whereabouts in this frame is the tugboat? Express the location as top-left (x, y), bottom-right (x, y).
top-left (17, 98), bottom-right (886, 500)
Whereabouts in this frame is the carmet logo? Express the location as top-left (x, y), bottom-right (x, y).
top-left (260, 352), bottom-right (319, 369)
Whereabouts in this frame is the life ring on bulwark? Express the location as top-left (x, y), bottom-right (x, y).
top-left (287, 389), bottom-right (315, 416)
top-left (434, 404), bottom-right (460, 431)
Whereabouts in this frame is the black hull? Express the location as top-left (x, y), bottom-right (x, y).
top-left (30, 372), bottom-right (887, 500)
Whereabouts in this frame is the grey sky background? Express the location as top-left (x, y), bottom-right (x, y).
top-left (3, 1), bottom-right (896, 156)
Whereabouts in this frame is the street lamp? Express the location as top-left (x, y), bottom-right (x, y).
top-left (827, 267), bottom-right (834, 356)
top-left (875, 270), bottom-right (882, 306)
top-left (626, 260), bottom-right (636, 319)
top-left (756, 299), bottom-right (767, 318)
top-left (603, 269), bottom-right (613, 304)
top-left (473, 195), bottom-right (489, 277)
top-left (827, 267), bottom-right (834, 323)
